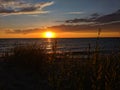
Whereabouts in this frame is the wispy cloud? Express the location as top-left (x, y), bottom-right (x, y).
top-left (3, 28), bottom-right (45, 34)
top-left (65, 18), bottom-right (94, 23)
top-left (66, 11), bottom-right (84, 15)
top-left (0, 0), bottom-right (54, 16)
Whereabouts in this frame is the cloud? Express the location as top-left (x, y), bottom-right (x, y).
top-left (0, 0), bottom-right (54, 15)
top-left (48, 21), bottom-right (120, 33)
top-left (4, 28), bottom-right (45, 34)
top-left (65, 18), bottom-right (94, 23)
top-left (95, 9), bottom-right (120, 23)
top-left (66, 11), bottom-right (84, 15)
top-left (2, 9), bottom-right (120, 34)
top-left (2, 21), bottom-right (120, 35)
top-left (64, 9), bottom-right (120, 25)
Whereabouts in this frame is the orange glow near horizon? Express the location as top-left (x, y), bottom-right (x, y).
top-left (0, 30), bottom-right (119, 38)
top-left (43, 31), bottom-right (56, 38)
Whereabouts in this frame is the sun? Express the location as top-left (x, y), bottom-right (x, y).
top-left (43, 31), bottom-right (56, 38)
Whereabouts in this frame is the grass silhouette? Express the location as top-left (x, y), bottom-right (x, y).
top-left (0, 42), bottom-right (120, 90)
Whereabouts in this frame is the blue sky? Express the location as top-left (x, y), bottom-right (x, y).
top-left (0, 0), bottom-right (120, 38)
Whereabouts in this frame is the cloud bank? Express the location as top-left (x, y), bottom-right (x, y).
top-left (3, 21), bottom-right (120, 35)
top-left (1, 9), bottom-right (120, 35)
top-left (0, 0), bottom-right (54, 15)
top-left (65, 9), bottom-right (120, 25)
top-left (51, 9), bottom-right (119, 33)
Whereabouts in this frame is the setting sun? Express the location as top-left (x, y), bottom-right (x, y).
top-left (43, 31), bottom-right (56, 38)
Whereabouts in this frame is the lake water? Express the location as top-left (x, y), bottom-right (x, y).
top-left (0, 38), bottom-right (120, 55)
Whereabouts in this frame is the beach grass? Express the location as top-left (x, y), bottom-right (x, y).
top-left (0, 43), bottom-right (120, 90)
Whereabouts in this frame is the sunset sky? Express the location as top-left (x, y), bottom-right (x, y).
top-left (0, 0), bottom-right (120, 38)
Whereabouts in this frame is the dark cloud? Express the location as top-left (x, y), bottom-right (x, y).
top-left (48, 24), bottom-right (95, 32)
top-left (90, 13), bottom-right (100, 19)
top-left (95, 9), bottom-right (120, 23)
top-left (65, 9), bottom-right (120, 24)
top-left (0, 8), bottom-right (15, 13)
top-left (0, 0), bottom-right (54, 15)
top-left (65, 18), bottom-right (94, 23)
top-left (91, 13), bottom-right (100, 17)
top-left (48, 22), bottom-right (120, 33)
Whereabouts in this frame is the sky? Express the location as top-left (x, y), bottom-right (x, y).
top-left (0, 0), bottom-right (120, 38)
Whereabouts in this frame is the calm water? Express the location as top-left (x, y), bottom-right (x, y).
top-left (0, 38), bottom-right (120, 54)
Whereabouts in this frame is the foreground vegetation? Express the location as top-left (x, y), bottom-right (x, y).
top-left (0, 44), bottom-right (120, 90)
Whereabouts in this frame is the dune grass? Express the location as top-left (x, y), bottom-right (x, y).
top-left (0, 42), bottom-right (120, 90)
